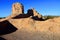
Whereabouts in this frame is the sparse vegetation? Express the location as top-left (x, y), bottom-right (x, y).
top-left (0, 17), bottom-right (6, 19)
top-left (42, 15), bottom-right (60, 20)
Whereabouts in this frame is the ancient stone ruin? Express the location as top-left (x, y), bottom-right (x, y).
top-left (5, 2), bottom-right (42, 20)
top-left (5, 2), bottom-right (24, 19)
top-left (12, 2), bottom-right (42, 19)
top-left (12, 2), bottom-right (24, 15)
top-left (27, 8), bottom-right (42, 18)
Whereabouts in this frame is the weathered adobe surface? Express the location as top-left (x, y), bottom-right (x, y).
top-left (1, 17), bottom-right (60, 40)
top-left (0, 2), bottom-right (60, 40)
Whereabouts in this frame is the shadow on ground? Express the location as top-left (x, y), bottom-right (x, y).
top-left (0, 20), bottom-right (17, 35)
top-left (0, 37), bottom-right (6, 40)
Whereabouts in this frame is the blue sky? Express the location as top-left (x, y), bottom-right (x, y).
top-left (0, 0), bottom-right (60, 17)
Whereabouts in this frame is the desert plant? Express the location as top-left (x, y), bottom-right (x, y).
top-left (42, 15), bottom-right (60, 20)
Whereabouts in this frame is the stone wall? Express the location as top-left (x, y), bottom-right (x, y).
top-left (12, 2), bottom-right (24, 15)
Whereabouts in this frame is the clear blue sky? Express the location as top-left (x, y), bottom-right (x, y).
top-left (0, 0), bottom-right (60, 17)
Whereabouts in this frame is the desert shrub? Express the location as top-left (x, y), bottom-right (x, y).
top-left (43, 16), bottom-right (60, 20)
top-left (0, 17), bottom-right (6, 19)
top-left (47, 16), bottom-right (55, 19)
